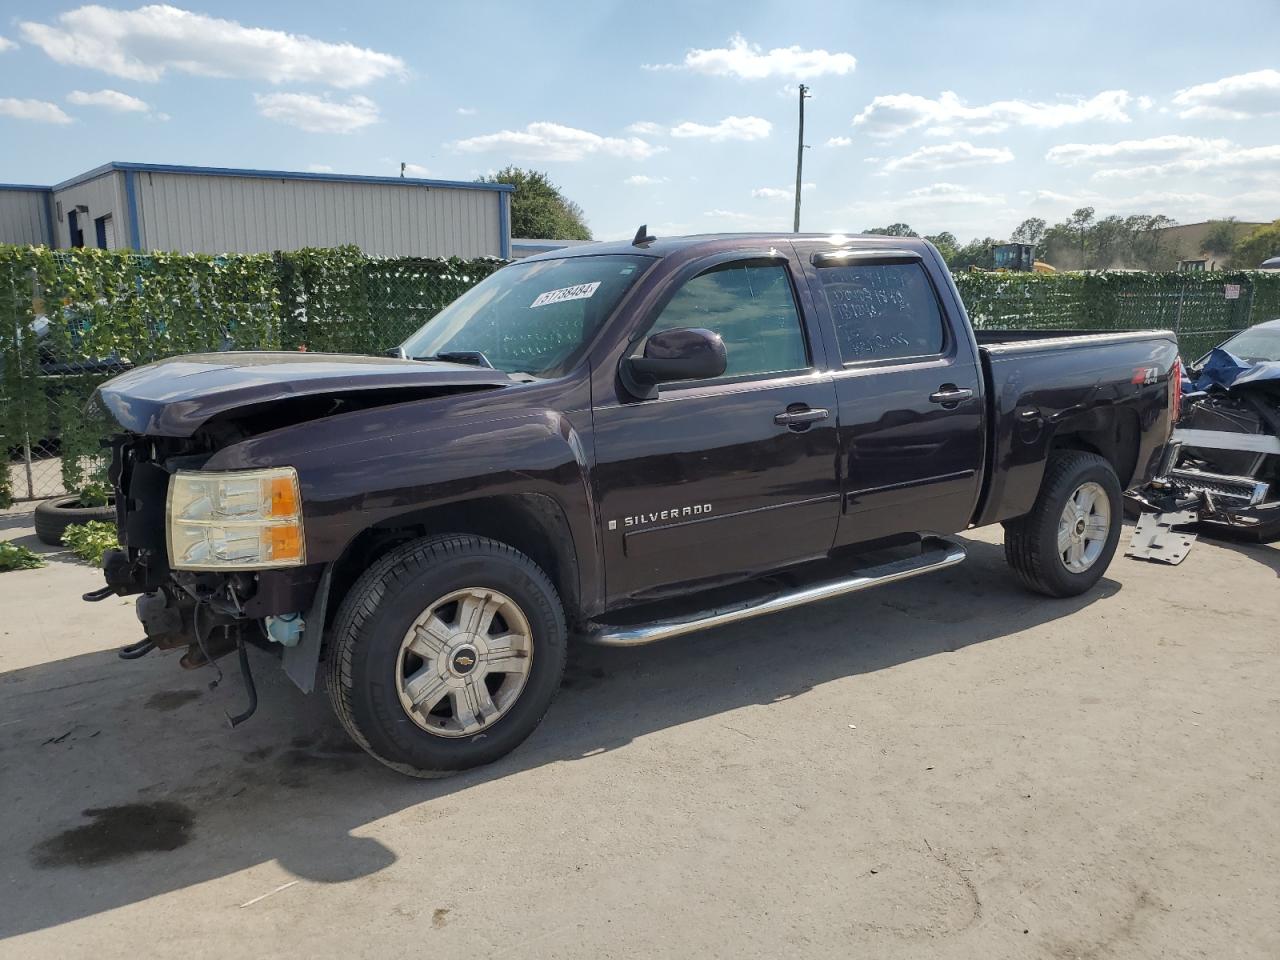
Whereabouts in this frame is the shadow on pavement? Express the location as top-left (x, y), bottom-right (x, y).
top-left (0, 536), bottom-right (1119, 938)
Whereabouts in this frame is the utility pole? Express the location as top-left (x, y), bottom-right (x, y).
top-left (792, 84), bottom-right (810, 233)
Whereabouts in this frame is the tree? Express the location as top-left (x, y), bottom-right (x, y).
top-left (1066, 207), bottom-right (1095, 268)
top-left (951, 237), bottom-right (999, 271)
top-left (924, 231), bottom-right (958, 264)
top-left (1201, 218), bottom-right (1240, 263)
top-left (862, 223), bottom-right (918, 237)
top-left (1233, 219), bottom-right (1280, 268)
top-left (1090, 215), bottom-right (1131, 268)
top-left (1124, 214), bottom-right (1177, 270)
top-left (1010, 217), bottom-right (1047, 247)
top-left (478, 166), bottom-right (591, 241)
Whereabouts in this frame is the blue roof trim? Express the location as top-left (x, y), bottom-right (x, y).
top-left (0, 183), bottom-right (52, 192)
top-left (47, 162), bottom-right (514, 193)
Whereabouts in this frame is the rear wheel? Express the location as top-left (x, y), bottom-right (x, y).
top-left (325, 534), bottom-right (567, 777)
top-left (1004, 451), bottom-right (1122, 597)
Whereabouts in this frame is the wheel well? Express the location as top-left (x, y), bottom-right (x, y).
top-left (1050, 408), bottom-right (1140, 488)
top-left (325, 494), bottom-right (582, 626)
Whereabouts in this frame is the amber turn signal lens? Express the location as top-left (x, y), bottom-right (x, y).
top-left (269, 476), bottom-right (300, 518)
top-left (268, 524), bottom-right (303, 562)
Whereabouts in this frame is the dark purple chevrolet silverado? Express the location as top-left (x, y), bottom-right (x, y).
top-left (90, 233), bottom-right (1179, 776)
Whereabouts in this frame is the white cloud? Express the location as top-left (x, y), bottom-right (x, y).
top-left (646, 34), bottom-right (855, 80)
top-left (853, 89), bottom-right (1132, 138)
top-left (1045, 134), bottom-right (1280, 179)
top-left (402, 162), bottom-right (429, 177)
top-left (826, 135), bottom-right (852, 147)
top-left (0, 35), bottom-right (16, 52)
top-left (1136, 95), bottom-right (1155, 111)
top-left (626, 120), bottom-right (666, 136)
top-left (454, 121), bottom-right (662, 161)
top-left (753, 183), bottom-right (814, 200)
top-left (702, 208), bottom-right (790, 230)
top-left (1047, 135), bottom-right (1225, 166)
top-left (1172, 69), bottom-right (1280, 120)
top-left (900, 182), bottom-right (1004, 206)
top-left (67, 88), bottom-right (150, 113)
top-left (882, 141), bottom-right (1014, 172)
top-left (254, 93), bottom-right (379, 134)
top-left (456, 107), bottom-right (477, 116)
top-left (19, 4), bottom-right (405, 88)
top-left (625, 174), bottom-right (668, 185)
top-left (670, 115), bottom-right (771, 142)
top-left (306, 164), bottom-right (335, 173)
top-left (0, 97), bottom-right (72, 124)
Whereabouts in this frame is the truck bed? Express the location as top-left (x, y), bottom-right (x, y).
top-left (973, 328), bottom-right (1180, 527)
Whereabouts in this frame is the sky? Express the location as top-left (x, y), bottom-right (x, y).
top-left (1, 1), bottom-right (1278, 243)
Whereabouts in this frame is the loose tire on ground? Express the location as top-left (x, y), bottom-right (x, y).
top-left (324, 534), bottom-right (568, 778)
top-left (1003, 451), bottom-right (1123, 598)
top-left (34, 495), bottom-right (116, 546)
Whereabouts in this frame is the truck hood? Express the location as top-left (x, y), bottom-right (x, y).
top-left (94, 351), bottom-right (513, 437)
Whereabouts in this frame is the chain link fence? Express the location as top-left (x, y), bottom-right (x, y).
top-left (4, 244), bottom-right (1280, 504)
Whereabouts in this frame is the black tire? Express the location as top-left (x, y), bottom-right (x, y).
top-left (1003, 451), bottom-right (1123, 598)
top-left (325, 534), bottom-right (568, 778)
top-left (34, 495), bottom-right (116, 546)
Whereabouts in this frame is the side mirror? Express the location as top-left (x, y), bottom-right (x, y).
top-left (620, 327), bottom-right (727, 399)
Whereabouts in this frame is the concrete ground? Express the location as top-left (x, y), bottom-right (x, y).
top-left (0, 504), bottom-right (1276, 959)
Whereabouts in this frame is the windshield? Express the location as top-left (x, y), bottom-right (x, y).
top-left (401, 254), bottom-right (654, 377)
top-left (1212, 324), bottom-right (1280, 364)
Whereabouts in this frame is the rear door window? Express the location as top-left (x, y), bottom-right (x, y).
top-left (816, 262), bottom-right (946, 363)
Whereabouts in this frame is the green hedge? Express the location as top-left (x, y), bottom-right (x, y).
top-left (0, 245), bottom-right (503, 507)
top-left (954, 269), bottom-right (1280, 359)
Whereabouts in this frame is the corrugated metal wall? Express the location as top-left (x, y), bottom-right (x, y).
top-left (0, 189), bottom-right (52, 246)
top-left (50, 171), bottom-right (128, 249)
top-left (134, 172), bottom-right (502, 257)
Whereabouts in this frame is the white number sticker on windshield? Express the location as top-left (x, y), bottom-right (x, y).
top-left (530, 281), bottom-right (601, 308)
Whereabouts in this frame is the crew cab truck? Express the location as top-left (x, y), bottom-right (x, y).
top-left (91, 233), bottom-right (1179, 776)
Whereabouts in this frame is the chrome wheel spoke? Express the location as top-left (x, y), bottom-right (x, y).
top-left (482, 634), bottom-right (531, 676)
top-left (452, 682), bottom-right (493, 734)
top-left (1084, 516), bottom-right (1109, 540)
top-left (404, 667), bottom-right (449, 713)
top-left (458, 591), bottom-right (500, 637)
top-left (1057, 522), bottom-right (1074, 555)
top-left (408, 615), bottom-right (452, 660)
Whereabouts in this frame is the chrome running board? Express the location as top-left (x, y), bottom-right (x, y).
top-left (584, 534), bottom-right (967, 647)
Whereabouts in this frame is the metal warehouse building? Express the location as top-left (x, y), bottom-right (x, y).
top-left (0, 162), bottom-right (513, 258)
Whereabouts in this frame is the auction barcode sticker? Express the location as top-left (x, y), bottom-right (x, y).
top-left (531, 282), bottom-right (601, 308)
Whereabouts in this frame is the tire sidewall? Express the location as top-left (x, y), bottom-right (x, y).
top-left (1034, 458), bottom-right (1122, 595)
top-left (346, 547), bottom-right (566, 773)
top-left (33, 495), bottom-right (116, 546)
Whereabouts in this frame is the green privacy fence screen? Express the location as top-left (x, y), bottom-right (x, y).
top-left (953, 269), bottom-right (1280, 361)
top-left (3, 242), bottom-right (1280, 505)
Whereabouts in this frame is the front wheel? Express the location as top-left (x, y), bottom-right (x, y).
top-left (1003, 451), bottom-right (1122, 598)
top-left (325, 534), bottom-right (567, 777)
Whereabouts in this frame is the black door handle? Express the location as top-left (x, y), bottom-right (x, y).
top-left (774, 406), bottom-right (829, 427)
top-left (929, 386), bottom-right (974, 406)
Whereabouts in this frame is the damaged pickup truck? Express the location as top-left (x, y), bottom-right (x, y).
top-left (89, 232), bottom-right (1180, 776)
top-left (1128, 319), bottom-right (1280, 560)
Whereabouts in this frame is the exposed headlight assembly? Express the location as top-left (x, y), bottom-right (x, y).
top-left (167, 467), bottom-right (305, 570)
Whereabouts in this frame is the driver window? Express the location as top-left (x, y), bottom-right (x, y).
top-left (635, 262), bottom-right (809, 379)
